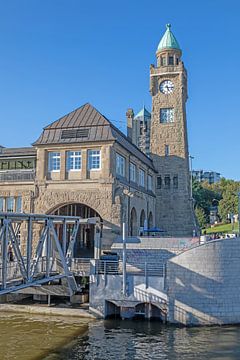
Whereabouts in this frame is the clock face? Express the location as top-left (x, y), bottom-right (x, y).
top-left (160, 80), bottom-right (174, 94)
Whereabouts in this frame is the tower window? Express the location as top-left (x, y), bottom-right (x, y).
top-left (176, 58), bottom-right (179, 65)
top-left (160, 108), bottom-right (174, 123)
top-left (164, 175), bottom-right (171, 189)
top-left (165, 145), bottom-right (170, 156)
top-left (157, 176), bottom-right (162, 189)
top-left (168, 56), bottom-right (174, 65)
top-left (173, 175), bottom-right (178, 189)
top-left (161, 56), bottom-right (166, 66)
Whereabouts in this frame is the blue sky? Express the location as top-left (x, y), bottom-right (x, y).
top-left (0, 0), bottom-right (239, 179)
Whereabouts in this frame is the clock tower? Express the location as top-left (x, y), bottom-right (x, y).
top-left (150, 24), bottom-right (196, 236)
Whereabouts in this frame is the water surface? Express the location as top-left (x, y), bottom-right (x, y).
top-left (1, 314), bottom-right (240, 359)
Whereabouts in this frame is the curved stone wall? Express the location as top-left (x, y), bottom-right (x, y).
top-left (166, 238), bottom-right (240, 325)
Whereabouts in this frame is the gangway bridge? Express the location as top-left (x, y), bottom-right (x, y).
top-left (0, 212), bottom-right (100, 297)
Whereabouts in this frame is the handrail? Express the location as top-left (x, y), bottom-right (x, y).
top-left (95, 259), bottom-right (165, 277)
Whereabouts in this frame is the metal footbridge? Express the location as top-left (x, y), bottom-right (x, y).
top-left (0, 212), bottom-right (97, 296)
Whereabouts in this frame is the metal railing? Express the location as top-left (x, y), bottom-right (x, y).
top-left (95, 259), bottom-right (165, 277)
top-left (70, 258), bottom-right (91, 276)
top-left (0, 171), bottom-right (35, 182)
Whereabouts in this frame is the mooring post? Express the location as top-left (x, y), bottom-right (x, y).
top-left (122, 222), bottom-right (127, 296)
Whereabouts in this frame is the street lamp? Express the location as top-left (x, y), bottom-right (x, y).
top-left (189, 155), bottom-right (194, 200)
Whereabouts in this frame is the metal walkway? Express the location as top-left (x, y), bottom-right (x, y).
top-left (0, 212), bottom-right (97, 296)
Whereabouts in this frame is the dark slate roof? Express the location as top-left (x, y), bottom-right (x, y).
top-left (0, 147), bottom-right (36, 158)
top-left (33, 103), bottom-right (154, 170)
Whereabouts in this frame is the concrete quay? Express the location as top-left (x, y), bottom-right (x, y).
top-left (0, 303), bottom-right (96, 319)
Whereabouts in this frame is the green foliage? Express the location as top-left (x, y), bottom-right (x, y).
top-left (204, 222), bottom-right (239, 234)
top-left (218, 191), bottom-right (238, 222)
top-left (195, 206), bottom-right (208, 229)
top-left (192, 177), bottom-right (240, 227)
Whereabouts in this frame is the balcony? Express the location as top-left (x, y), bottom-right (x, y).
top-left (0, 170), bottom-right (35, 182)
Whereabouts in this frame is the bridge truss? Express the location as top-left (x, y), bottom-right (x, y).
top-left (0, 212), bottom-right (91, 296)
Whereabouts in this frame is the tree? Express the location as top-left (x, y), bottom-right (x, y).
top-left (195, 206), bottom-right (208, 229)
top-left (192, 179), bottom-right (221, 224)
top-left (218, 190), bottom-right (238, 222)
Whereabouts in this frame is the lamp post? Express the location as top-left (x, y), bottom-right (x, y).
top-left (189, 155), bottom-right (194, 200)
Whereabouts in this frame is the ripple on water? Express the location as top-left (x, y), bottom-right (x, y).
top-left (0, 312), bottom-right (90, 360)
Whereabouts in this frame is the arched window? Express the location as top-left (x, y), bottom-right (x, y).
top-left (130, 207), bottom-right (137, 236)
top-left (140, 209), bottom-right (146, 228)
top-left (148, 212), bottom-right (153, 228)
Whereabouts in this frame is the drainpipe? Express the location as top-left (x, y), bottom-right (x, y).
top-left (122, 222), bottom-right (127, 297)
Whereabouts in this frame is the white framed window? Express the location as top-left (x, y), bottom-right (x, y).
top-left (160, 108), bottom-right (174, 123)
top-left (0, 197), bottom-right (4, 211)
top-left (130, 163), bottom-right (136, 182)
top-left (148, 175), bottom-right (153, 191)
top-left (88, 150), bottom-right (101, 170)
top-left (116, 154), bottom-right (126, 177)
top-left (16, 196), bottom-right (22, 213)
top-left (67, 151), bottom-right (82, 171)
top-left (6, 197), bottom-right (14, 212)
top-left (139, 169), bottom-right (145, 187)
top-left (48, 152), bottom-right (61, 172)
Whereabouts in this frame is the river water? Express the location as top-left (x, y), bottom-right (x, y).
top-left (1, 313), bottom-right (240, 359)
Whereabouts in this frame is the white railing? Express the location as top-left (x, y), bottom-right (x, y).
top-left (95, 259), bottom-right (165, 277)
top-left (70, 258), bottom-right (91, 276)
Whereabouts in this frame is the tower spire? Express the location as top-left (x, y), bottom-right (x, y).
top-left (157, 23), bottom-right (181, 52)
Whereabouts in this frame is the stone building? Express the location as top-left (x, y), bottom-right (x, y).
top-left (126, 106), bottom-right (151, 156)
top-left (0, 24), bottom-right (196, 255)
top-left (149, 23), bottom-right (196, 236)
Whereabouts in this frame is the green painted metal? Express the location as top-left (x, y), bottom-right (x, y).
top-left (134, 106), bottom-right (151, 119)
top-left (157, 24), bottom-right (180, 51)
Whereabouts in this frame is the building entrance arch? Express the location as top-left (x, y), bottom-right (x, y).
top-left (130, 207), bottom-right (138, 236)
top-left (50, 203), bottom-right (102, 258)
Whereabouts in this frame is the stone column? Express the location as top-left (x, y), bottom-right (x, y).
top-left (36, 149), bottom-right (46, 180)
top-left (81, 149), bottom-right (87, 179)
top-left (60, 150), bottom-right (66, 180)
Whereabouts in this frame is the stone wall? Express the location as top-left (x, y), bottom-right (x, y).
top-left (166, 237), bottom-right (240, 325)
top-left (150, 57), bottom-right (196, 236)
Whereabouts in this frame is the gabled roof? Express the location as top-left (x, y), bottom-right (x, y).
top-left (33, 103), bottom-right (154, 170)
top-left (44, 103), bottom-right (110, 129)
top-left (157, 24), bottom-right (181, 52)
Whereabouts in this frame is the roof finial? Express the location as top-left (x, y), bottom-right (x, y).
top-left (166, 23), bottom-right (171, 30)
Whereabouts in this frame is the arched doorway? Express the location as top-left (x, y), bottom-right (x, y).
top-left (51, 203), bottom-right (102, 258)
top-left (130, 207), bottom-right (137, 236)
top-left (148, 212), bottom-right (153, 228)
top-left (140, 210), bottom-right (146, 228)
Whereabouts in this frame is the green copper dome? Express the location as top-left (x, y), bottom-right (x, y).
top-left (157, 24), bottom-right (181, 52)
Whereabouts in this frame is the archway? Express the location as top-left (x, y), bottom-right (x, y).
top-left (148, 212), bottom-right (153, 228)
top-left (51, 203), bottom-right (102, 258)
top-left (140, 210), bottom-right (146, 228)
top-left (130, 207), bottom-right (137, 236)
